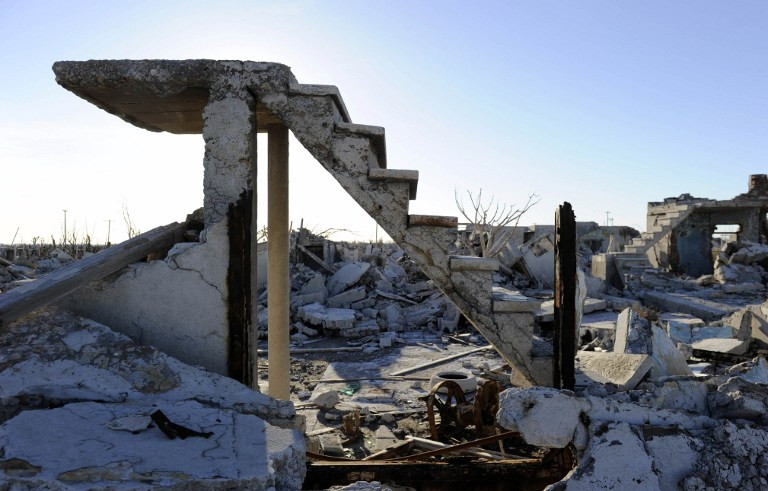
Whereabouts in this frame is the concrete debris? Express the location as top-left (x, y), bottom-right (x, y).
top-left (692, 337), bottom-right (750, 355)
top-left (4, 79), bottom-right (768, 491)
top-left (576, 351), bottom-right (654, 390)
top-left (0, 307), bottom-right (304, 489)
top-left (709, 377), bottom-right (768, 423)
top-left (499, 383), bottom-right (768, 490)
top-left (725, 357), bottom-right (768, 385)
top-left (310, 390), bottom-right (341, 410)
top-left (327, 262), bottom-right (371, 296)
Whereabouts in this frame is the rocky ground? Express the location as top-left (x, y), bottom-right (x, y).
top-left (2, 236), bottom-right (768, 489)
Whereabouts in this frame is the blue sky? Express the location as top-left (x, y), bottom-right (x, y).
top-left (1, 1), bottom-right (766, 243)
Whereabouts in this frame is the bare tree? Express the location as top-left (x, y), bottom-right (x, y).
top-left (122, 202), bottom-right (141, 239)
top-left (455, 188), bottom-right (539, 258)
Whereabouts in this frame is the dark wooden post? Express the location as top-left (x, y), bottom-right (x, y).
top-left (554, 202), bottom-right (576, 390)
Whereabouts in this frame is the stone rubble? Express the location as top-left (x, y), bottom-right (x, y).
top-left (4, 177), bottom-right (768, 489)
top-left (0, 307), bottom-right (304, 490)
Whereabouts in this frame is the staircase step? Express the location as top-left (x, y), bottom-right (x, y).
top-left (449, 255), bottom-right (499, 271)
top-left (336, 122), bottom-right (387, 168)
top-left (492, 287), bottom-right (542, 313)
top-left (408, 214), bottom-right (457, 228)
top-left (288, 82), bottom-right (351, 123)
top-left (368, 168), bottom-right (418, 199)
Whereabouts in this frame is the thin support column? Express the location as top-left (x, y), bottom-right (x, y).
top-left (267, 124), bottom-right (290, 400)
top-left (554, 202), bottom-right (576, 390)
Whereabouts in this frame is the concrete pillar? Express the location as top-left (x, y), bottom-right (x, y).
top-left (267, 125), bottom-right (290, 400)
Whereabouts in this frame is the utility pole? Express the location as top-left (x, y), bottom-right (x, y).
top-left (62, 210), bottom-right (68, 246)
top-left (604, 211), bottom-right (611, 227)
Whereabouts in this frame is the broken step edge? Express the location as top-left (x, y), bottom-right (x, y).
top-left (335, 121), bottom-right (387, 168)
top-left (408, 214), bottom-right (458, 228)
top-left (288, 82), bottom-right (351, 123)
top-left (449, 255), bottom-right (500, 272)
top-left (492, 286), bottom-right (542, 313)
top-left (368, 168), bottom-right (418, 199)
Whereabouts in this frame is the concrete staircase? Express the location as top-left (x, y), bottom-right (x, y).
top-left (612, 252), bottom-right (653, 289)
top-left (262, 78), bottom-right (552, 386)
top-left (624, 203), bottom-right (699, 266)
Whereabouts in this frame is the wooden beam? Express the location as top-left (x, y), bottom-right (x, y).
top-left (554, 202), bottom-right (576, 390)
top-left (0, 222), bottom-right (185, 329)
top-left (389, 346), bottom-right (493, 376)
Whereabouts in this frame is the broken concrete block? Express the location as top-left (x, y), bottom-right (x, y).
top-left (403, 297), bottom-right (444, 327)
top-left (379, 332), bottom-right (395, 348)
top-left (582, 297), bottom-right (607, 314)
top-left (323, 308), bottom-right (356, 330)
top-left (601, 294), bottom-right (642, 312)
top-left (650, 324), bottom-right (693, 377)
top-left (549, 422), bottom-right (661, 490)
top-left (350, 298), bottom-right (375, 310)
top-left (310, 390), bottom-right (340, 410)
top-left (691, 325), bottom-right (736, 343)
top-left (298, 303), bottom-right (326, 326)
top-left (319, 434), bottom-right (345, 456)
top-left (747, 304), bottom-right (768, 348)
top-left (708, 378), bottom-right (768, 422)
top-left (326, 262), bottom-right (370, 296)
top-left (614, 308), bottom-right (652, 355)
top-left (658, 313), bottom-right (705, 344)
top-left (725, 357), bottom-right (768, 385)
top-left (695, 274), bottom-right (718, 286)
top-left (728, 240), bottom-right (768, 264)
top-left (298, 304), bottom-right (356, 332)
top-left (724, 308), bottom-right (754, 341)
top-left (641, 291), bottom-right (735, 323)
top-left (300, 272), bottom-right (327, 298)
top-left (496, 387), bottom-right (585, 448)
top-left (642, 377), bottom-right (710, 413)
top-left (715, 262), bottom-right (765, 285)
top-left (345, 319), bottom-right (380, 338)
top-left (382, 303), bottom-right (403, 330)
top-left (291, 332), bottom-right (309, 343)
top-left (374, 425), bottom-right (398, 452)
top-left (576, 351), bottom-right (654, 390)
top-left (382, 263), bottom-right (406, 284)
top-left (297, 322), bottom-right (318, 337)
top-left (292, 291), bottom-right (326, 308)
top-left (642, 431), bottom-right (701, 490)
top-left (692, 338), bottom-right (749, 356)
top-left (327, 286), bottom-right (366, 308)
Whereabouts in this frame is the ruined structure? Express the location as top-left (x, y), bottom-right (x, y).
top-left (593, 175), bottom-right (768, 289)
top-left (627, 175), bottom-right (768, 276)
top-left (52, 59), bottom-right (549, 388)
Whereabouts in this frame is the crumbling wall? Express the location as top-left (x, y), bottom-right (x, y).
top-left (673, 213), bottom-right (714, 277)
top-left (63, 219), bottom-right (230, 374)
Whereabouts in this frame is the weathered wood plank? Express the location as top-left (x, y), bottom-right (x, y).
top-left (0, 222), bottom-right (185, 328)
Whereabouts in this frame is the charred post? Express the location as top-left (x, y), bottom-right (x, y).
top-left (554, 202), bottom-right (576, 390)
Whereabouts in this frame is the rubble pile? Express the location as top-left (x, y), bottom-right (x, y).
top-left (255, 247), bottom-right (461, 341)
top-left (0, 307), bottom-right (305, 489)
top-left (497, 361), bottom-right (768, 490)
top-left (0, 251), bottom-right (75, 293)
top-left (713, 241), bottom-right (768, 292)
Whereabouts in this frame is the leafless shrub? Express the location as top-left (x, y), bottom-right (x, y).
top-left (455, 188), bottom-right (539, 258)
top-left (122, 202), bottom-right (141, 239)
